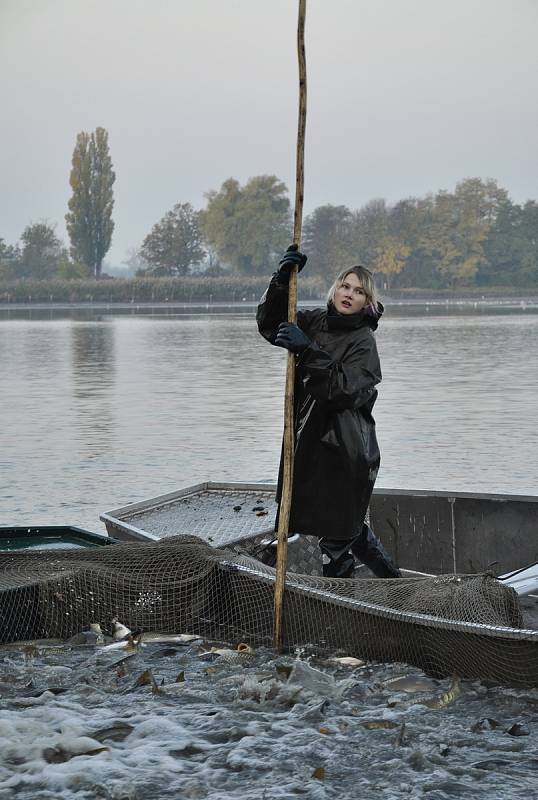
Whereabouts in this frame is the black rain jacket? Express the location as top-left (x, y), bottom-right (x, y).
top-left (257, 275), bottom-right (383, 540)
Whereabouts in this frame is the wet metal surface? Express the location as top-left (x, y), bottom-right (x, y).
top-left (108, 488), bottom-right (277, 545)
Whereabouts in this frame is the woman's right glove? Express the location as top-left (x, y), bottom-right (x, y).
top-left (276, 243), bottom-right (307, 284)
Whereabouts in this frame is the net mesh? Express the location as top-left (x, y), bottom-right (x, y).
top-left (1, 534), bottom-right (537, 687)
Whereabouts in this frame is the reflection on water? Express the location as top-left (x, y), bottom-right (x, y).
top-left (1, 297), bottom-right (538, 322)
top-left (1, 305), bottom-right (537, 531)
top-left (71, 323), bottom-right (116, 458)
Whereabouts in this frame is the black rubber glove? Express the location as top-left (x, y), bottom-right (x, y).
top-left (274, 322), bottom-right (311, 354)
top-left (276, 243), bottom-right (307, 284)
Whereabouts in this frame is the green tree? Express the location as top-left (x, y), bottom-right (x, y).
top-left (0, 238), bottom-right (21, 280)
top-left (65, 127), bottom-right (115, 279)
top-left (520, 201), bottom-right (538, 285)
top-left (201, 175), bottom-right (291, 275)
top-left (346, 199), bottom-right (412, 289)
top-left (482, 200), bottom-right (538, 286)
top-left (372, 235), bottom-right (410, 289)
top-left (55, 258), bottom-right (90, 279)
top-left (481, 200), bottom-right (520, 285)
top-left (18, 222), bottom-right (66, 279)
top-left (389, 196), bottom-right (439, 288)
top-left (139, 203), bottom-right (205, 276)
top-left (349, 199), bottom-right (389, 268)
top-left (302, 204), bottom-right (354, 277)
top-left (431, 178), bottom-right (508, 287)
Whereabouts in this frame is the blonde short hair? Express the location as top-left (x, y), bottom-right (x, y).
top-left (326, 266), bottom-right (379, 311)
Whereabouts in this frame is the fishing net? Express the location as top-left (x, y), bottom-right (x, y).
top-left (0, 534), bottom-right (537, 687)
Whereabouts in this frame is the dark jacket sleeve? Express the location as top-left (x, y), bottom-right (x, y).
top-left (256, 274), bottom-right (288, 344)
top-left (297, 334), bottom-right (381, 411)
top-left (256, 275), bottom-right (314, 343)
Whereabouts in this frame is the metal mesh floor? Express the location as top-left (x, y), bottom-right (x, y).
top-left (119, 489), bottom-right (276, 545)
top-left (101, 484), bottom-right (324, 575)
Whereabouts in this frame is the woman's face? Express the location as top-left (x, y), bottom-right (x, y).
top-left (334, 272), bottom-right (368, 314)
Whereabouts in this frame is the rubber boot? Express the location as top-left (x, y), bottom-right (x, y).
top-left (350, 524), bottom-right (402, 578)
top-left (257, 534), bottom-right (300, 568)
top-left (319, 539), bottom-right (356, 579)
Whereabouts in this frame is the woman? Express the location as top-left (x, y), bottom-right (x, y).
top-left (256, 244), bottom-right (401, 579)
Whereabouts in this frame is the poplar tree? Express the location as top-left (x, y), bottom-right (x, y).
top-left (65, 127), bottom-right (115, 278)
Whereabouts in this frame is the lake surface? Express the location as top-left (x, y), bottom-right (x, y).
top-left (1, 302), bottom-right (538, 532)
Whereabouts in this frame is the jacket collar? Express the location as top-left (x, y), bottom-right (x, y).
top-left (326, 301), bottom-right (384, 331)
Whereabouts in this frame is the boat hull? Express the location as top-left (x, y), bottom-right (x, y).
top-left (100, 483), bottom-right (538, 577)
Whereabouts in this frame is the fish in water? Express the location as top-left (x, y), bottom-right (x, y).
top-left (42, 736), bottom-right (109, 763)
top-left (90, 722), bottom-right (134, 743)
top-left (421, 675), bottom-right (461, 709)
top-left (328, 656), bottom-right (365, 668)
top-left (289, 659), bottom-right (357, 701)
top-left (111, 619), bottom-right (132, 640)
top-left (66, 623), bottom-right (106, 646)
top-left (99, 633), bottom-right (142, 653)
top-left (89, 623), bottom-right (105, 645)
top-left (141, 633), bottom-right (200, 644)
top-left (386, 675), bottom-right (461, 710)
top-left (131, 669), bottom-right (163, 694)
top-left (382, 673), bottom-right (439, 693)
top-left (200, 643), bottom-right (254, 666)
top-left (360, 720), bottom-right (400, 730)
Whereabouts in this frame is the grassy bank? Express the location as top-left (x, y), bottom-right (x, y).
top-left (384, 286), bottom-right (538, 300)
top-left (0, 275), bottom-right (327, 304)
top-left (0, 276), bottom-right (537, 305)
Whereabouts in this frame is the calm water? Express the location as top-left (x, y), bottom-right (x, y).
top-left (1, 303), bottom-right (538, 532)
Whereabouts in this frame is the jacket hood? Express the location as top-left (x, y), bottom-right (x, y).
top-left (327, 301), bottom-right (384, 331)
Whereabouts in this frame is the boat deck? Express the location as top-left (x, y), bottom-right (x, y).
top-left (100, 482), bottom-right (538, 632)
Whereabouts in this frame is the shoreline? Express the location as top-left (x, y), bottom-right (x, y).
top-left (1, 296), bottom-right (538, 312)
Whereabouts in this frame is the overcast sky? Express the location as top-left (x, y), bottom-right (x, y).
top-left (1, 0), bottom-right (537, 266)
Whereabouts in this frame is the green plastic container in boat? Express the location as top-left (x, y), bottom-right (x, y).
top-left (0, 526), bottom-right (116, 552)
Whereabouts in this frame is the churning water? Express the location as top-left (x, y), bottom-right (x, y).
top-left (1, 637), bottom-right (538, 799)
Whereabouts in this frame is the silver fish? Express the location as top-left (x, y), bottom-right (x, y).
top-left (382, 673), bottom-right (439, 693)
top-left (111, 619), bottom-right (132, 640)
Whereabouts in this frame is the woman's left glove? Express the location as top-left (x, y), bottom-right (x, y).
top-left (274, 322), bottom-right (311, 354)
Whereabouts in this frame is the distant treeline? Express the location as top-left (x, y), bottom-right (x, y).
top-left (305, 180), bottom-right (538, 290)
top-left (1, 127), bottom-right (537, 293)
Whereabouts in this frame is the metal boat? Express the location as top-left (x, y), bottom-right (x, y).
top-left (100, 482), bottom-right (538, 598)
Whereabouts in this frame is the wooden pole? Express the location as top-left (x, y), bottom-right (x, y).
top-left (273, 0), bottom-right (307, 651)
